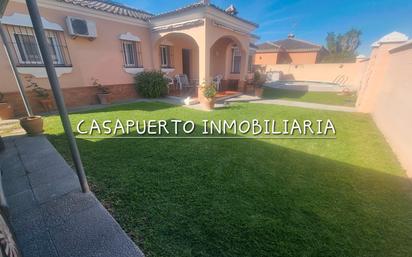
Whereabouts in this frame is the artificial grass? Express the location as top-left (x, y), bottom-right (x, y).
top-left (44, 102), bottom-right (412, 257)
top-left (262, 87), bottom-right (357, 107)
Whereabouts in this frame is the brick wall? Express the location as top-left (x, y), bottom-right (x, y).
top-left (3, 84), bottom-right (139, 117)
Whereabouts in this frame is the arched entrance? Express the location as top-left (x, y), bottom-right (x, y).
top-left (153, 33), bottom-right (199, 97)
top-left (209, 36), bottom-right (248, 91)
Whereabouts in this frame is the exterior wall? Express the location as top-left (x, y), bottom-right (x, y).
top-left (153, 34), bottom-right (199, 81)
top-left (1, 0), bottom-right (254, 114)
top-left (287, 51), bottom-right (318, 64)
top-left (210, 37), bottom-right (229, 78)
top-left (4, 1), bottom-right (154, 87)
top-left (262, 62), bottom-right (368, 90)
top-left (254, 52), bottom-right (278, 65)
top-left (356, 43), bottom-right (403, 112)
top-left (4, 84), bottom-right (138, 116)
top-left (0, 1), bottom-right (153, 109)
top-left (372, 45), bottom-right (412, 176)
top-left (152, 22), bottom-right (205, 82)
top-left (205, 18), bottom-right (250, 83)
top-left (253, 51), bottom-right (319, 65)
top-left (356, 42), bottom-right (412, 176)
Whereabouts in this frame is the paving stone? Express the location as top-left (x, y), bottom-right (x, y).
top-left (20, 149), bottom-right (67, 174)
top-left (41, 191), bottom-right (99, 228)
top-left (1, 159), bottom-right (26, 180)
top-left (28, 163), bottom-right (76, 188)
top-left (7, 189), bottom-right (37, 215)
top-left (16, 231), bottom-right (59, 257)
top-left (32, 173), bottom-right (81, 204)
top-left (10, 207), bottom-right (46, 238)
top-left (14, 136), bottom-right (53, 154)
top-left (2, 135), bottom-right (145, 257)
top-left (0, 145), bottom-right (18, 163)
top-left (50, 204), bottom-right (144, 257)
top-left (1, 155), bottom-right (23, 171)
top-left (3, 175), bottom-right (31, 196)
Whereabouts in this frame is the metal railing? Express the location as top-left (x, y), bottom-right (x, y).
top-left (3, 24), bottom-right (71, 67)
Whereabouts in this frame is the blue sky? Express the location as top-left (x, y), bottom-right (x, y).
top-left (121, 0), bottom-right (412, 55)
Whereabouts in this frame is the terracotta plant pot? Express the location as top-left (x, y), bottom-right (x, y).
top-left (97, 93), bottom-right (111, 105)
top-left (254, 87), bottom-right (264, 97)
top-left (39, 99), bottom-right (54, 112)
top-left (203, 98), bottom-right (215, 110)
top-left (0, 102), bottom-right (14, 120)
top-left (19, 116), bottom-right (44, 136)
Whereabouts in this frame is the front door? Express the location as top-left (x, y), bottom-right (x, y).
top-left (182, 49), bottom-right (190, 79)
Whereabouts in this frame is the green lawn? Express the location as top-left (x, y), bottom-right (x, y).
top-left (262, 87), bottom-right (357, 107)
top-left (44, 102), bottom-right (412, 257)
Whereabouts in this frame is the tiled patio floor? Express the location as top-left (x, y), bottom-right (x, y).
top-left (0, 135), bottom-right (144, 257)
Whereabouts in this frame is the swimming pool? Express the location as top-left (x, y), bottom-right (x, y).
top-left (264, 80), bottom-right (342, 92)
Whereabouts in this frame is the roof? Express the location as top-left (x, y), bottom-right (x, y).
top-left (389, 39), bottom-right (412, 53)
top-left (249, 43), bottom-right (258, 50)
top-left (150, 1), bottom-right (258, 27)
top-left (257, 37), bottom-right (322, 53)
top-left (371, 31), bottom-right (409, 48)
top-left (59, 0), bottom-right (153, 20)
top-left (57, 0), bottom-right (257, 28)
top-left (378, 31), bottom-right (408, 44)
top-left (255, 42), bottom-right (281, 52)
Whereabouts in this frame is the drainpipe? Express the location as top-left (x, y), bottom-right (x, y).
top-left (0, 23), bottom-right (33, 116)
top-left (25, 0), bottom-right (90, 193)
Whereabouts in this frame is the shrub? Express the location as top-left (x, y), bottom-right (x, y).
top-left (201, 81), bottom-right (217, 99)
top-left (253, 71), bottom-right (266, 88)
top-left (135, 71), bottom-right (168, 98)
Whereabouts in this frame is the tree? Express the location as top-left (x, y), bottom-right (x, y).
top-left (321, 29), bottom-right (362, 63)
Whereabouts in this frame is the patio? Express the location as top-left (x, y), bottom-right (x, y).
top-left (0, 135), bottom-right (144, 257)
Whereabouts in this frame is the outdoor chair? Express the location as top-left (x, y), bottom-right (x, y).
top-left (213, 74), bottom-right (223, 91)
top-left (164, 75), bottom-right (175, 92)
top-left (175, 74), bottom-right (194, 90)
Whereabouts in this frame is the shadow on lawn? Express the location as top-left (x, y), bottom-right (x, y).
top-left (70, 101), bottom-right (180, 116)
top-left (47, 125), bottom-right (412, 257)
top-left (262, 87), bottom-right (308, 100)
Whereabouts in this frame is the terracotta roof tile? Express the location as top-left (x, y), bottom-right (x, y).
top-left (57, 0), bottom-right (257, 28)
top-left (59, 0), bottom-right (153, 20)
top-left (151, 1), bottom-right (258, 27)
top-left (257, 38), bottom-right (322, 52)
top-left (256, 42), bottom-right (281, 52)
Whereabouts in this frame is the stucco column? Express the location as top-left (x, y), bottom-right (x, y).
top-left (198, 22), bottom-right (211, 84)
top-left (198, 20), bottom-right (211, 103)
top-left (238, 44), bottom-right (249, 92)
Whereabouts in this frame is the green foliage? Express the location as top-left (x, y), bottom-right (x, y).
top-left (25, 77), bottom-right (49, 99)
top-left (0, 92), bottom-right (4, 103)
top-left (253, 71), bottom-right (266, 88)
top-left (201, 82), bottom-right (217, 99)
top-left (135, 71), bottom-right (168, 98)
top-left (321, 28), bottom-right (362, 63)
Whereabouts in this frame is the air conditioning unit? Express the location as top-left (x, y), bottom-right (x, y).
top-left (66, 16), bottom-right (97, 39)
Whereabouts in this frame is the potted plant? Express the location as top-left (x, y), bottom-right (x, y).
top-left (19, 115), bottom-right (44, 136)
top-left (201, 81), bottom-right (217, 110)
top-left (253, 71), bottom-right (266, 97)
top-left (26, 77), bottom-right (53, 112)
top-left (93, 78), bottom-right (111, 104)
top-left (0, 91), bottom-right (14, 120)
